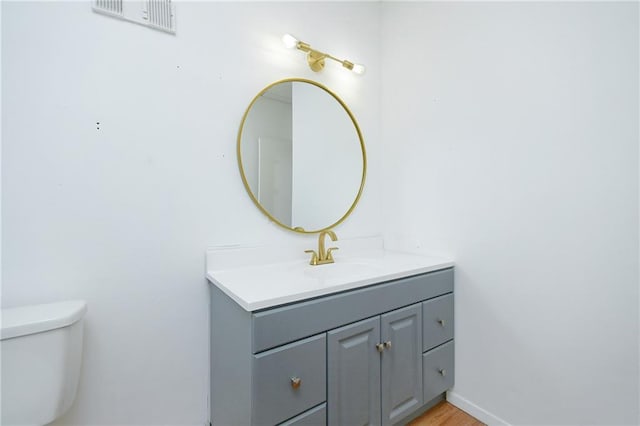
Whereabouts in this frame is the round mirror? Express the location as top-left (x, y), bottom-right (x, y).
top-left (238, 78), bottom-right (366, 233)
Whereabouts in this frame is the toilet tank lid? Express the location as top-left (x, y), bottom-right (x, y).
top-left (1, 300), bottom-right (87, 340)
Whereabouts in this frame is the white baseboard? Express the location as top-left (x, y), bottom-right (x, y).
top-left (447, 391), bottom-right (511, 426)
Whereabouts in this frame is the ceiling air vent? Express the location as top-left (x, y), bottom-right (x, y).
top-left (93, 0), bottom-right (176, 35)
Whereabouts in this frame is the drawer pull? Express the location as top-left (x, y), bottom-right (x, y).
top-left (439, 369), bottom-right (447, 377)
top-left (384, 341), bottom-right (392, 349)
top-left (376, 343), bottom-right (385, 353)
top-left (437, 319), bottom-right (446, 327)
top-left (290, 376), bottom-right (302, 389)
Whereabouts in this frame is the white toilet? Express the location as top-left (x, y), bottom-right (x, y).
top-left (1, 300), bottom-right (87, 425)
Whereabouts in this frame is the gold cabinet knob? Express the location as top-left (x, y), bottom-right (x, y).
top-left (290, 377), bottom-right (302, 389)
top-left (437, 319), bottom-right (446, 327)
top-left (375, 343), bottom-right (385, 353)
top-left (384, 341), bottom-right (392, 349)
top-left (439, 369), bottom-right (447, 377)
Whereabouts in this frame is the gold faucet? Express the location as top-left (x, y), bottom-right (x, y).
top-left (305, 230), bottom-right (339, 265)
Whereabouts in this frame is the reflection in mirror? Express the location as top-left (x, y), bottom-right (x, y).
top-left (238, 79), bottom-right (365, 233)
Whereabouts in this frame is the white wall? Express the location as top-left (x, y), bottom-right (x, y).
top-left (381, 2), bottom-right (639, 425)
top-left (4, 1), bottom-right (639, 425)
top-left (1, 2), bottom-right (382, 424)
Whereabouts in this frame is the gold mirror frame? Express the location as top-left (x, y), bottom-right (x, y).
top-left (237, 78), bottom-right (367, 234)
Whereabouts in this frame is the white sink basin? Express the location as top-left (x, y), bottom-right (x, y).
top-left (303, 259), bottom-right (381, 280)
top-left (206, 237), bottom-right (454, 311)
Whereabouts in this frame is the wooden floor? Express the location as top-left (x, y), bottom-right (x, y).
top-left (408, 401), bottom-right (485, 426)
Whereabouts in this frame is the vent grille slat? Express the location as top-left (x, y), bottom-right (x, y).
top-left (147, 0), bottom-right (173, 32)
top-left (93, 0), bottom-right (122, 16)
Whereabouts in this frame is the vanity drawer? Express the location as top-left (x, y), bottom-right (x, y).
top-left (278, 403), bottom-right (326, 426)
top-left (422, 293), bottom-right (454, 352)
top-left (252, 334), bottom-right (326, 425)
top-left (422, 341), bottom-right (454, 404)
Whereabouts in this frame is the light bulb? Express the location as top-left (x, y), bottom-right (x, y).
top-left (282, 33), bottom-right (298, 49)
top-left (352, 63), bottom-right (366, 75)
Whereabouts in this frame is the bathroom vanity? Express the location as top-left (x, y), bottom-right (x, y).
top-left (207, 241), bottom-right (455, 426)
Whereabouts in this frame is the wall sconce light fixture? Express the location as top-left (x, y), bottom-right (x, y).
top-left (282, 33), bottom-right (365, 75)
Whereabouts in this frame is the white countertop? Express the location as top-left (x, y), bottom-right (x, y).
top-left (206, 237), bottom-right (454, 312)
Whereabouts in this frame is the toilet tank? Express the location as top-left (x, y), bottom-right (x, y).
top-left (1, 300), bottom-right (87, 426)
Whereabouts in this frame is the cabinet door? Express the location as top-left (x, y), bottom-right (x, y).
top-left (380, 304), bottom-right (423, 426)
top-left (328, 317), bottom-right (381, 426)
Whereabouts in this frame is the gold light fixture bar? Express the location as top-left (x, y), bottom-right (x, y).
top-left (282, 33), bottom-right (365, 75)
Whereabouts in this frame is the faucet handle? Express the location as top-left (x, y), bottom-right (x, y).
top-left (304, 250), bottom-right (319, 266)
top-left (326, 247), bottom-right (339, 261)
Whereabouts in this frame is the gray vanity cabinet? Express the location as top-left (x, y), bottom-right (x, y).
top-left (209, 267), bottom-right (454, 426)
